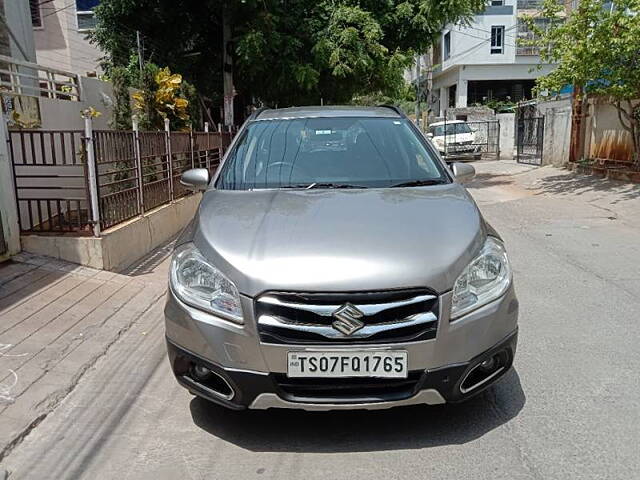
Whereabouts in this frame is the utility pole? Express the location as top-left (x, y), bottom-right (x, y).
top-left (136, 30), bottom-right (144, 73)
top-left (415, 55), bottom-right (421, 129)
top-left (222, 2), bottom-right (235, 127)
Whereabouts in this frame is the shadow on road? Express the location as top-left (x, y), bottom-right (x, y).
top-left (532, 172), bottom-right (640, 204)
top-left (189, 368), bottom-right (525, 453)
top-left (467, 173), bottom-right (513, 189)
top-left (119, 238), bottom-right (176, 278)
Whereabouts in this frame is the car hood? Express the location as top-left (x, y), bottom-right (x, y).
top-left (191, 184), bottom-right (486, 297)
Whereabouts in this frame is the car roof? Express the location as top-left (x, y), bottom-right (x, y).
top-left (255, 106), bottom-right (403, 121)
top-left (429, 120), bottom-right (466, 126)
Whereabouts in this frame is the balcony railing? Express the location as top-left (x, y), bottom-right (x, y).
top-left (0, 54), bottom-right (81, 101)
top-left (516, 31), bottom-right (541, 55)
top-left (517, 0), bottom-right (566, 10)
top-left (517, 0), bottom-right (544, 9)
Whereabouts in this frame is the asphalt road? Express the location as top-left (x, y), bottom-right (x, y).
top-left (3, 163), bottom-right (640, 479)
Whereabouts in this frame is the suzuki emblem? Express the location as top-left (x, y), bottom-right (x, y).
top-left (332, 303), bottom-right (365, 336)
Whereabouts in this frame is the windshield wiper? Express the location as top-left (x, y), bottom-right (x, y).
top-left (278, 183), bottom-right (368, 190)
top-left (390, 179), bottom-right (447, 188)
top-left (305, 182), bottom-right (368, 190)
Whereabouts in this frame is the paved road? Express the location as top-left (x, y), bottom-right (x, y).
top-left (3, 162), bottom-right (640, 479)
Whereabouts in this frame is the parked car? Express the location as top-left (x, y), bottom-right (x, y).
top-left (165, 106), bottom-right (518, 411)
top-left (427, 120), bottom-right (482, 161)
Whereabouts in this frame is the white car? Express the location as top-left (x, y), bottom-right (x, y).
top-left (427, 120), bottom-right (482, 161)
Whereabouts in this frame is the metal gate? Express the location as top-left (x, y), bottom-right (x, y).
top-left (428, 120), bottom-right (500, 160)
top-left (467, 120), bottom-right (500, 159)
top-left (516, 117), bottom-right (544, 165)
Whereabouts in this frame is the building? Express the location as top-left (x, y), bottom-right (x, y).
top-left (1, 0), bottom-right (36, 260)
top-left (430, 0), bottom-right (562, 117)
top-left (1, 0), bottom-right (37, 61)
top-left (29, 0), bottom-right (102, 76)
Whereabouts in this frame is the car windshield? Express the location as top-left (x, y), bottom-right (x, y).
top-left (431, 123), bottom-right (473, 136)
top-left (216, 117), bottom-right (449, 190)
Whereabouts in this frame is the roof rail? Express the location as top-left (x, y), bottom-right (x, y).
top-left (377, 104), bottom-right (407, 118)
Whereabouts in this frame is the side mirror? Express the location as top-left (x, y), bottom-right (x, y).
top-left (180, 168), bottom-right (210, 192)
top-left (426, 132), bottom-right (434, 138)
top-left (451, 162), bottom-right (475, 184)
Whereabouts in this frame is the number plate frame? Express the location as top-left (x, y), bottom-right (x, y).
top-left (286, 351), bottom-right (408, 378)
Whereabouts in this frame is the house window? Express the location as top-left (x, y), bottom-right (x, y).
top-left (29, 0), bottom-right (42, 28)
top-left (76, 0), bottom-right (100, 31)
top-left (443, 32), bottom-right (451, 60)
top-left (490, 0), bottom-right (504, 5)
top-left (491, 25), bottom-right (505, 54)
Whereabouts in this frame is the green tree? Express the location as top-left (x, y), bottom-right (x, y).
top-left (524, 0), bottom-right (640, 164)
top-left (92, 0), bottom-right (486, 108)
top-left (110, 65), bottom-right (132, 130)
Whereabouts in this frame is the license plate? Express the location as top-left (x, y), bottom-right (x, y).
top-left (287, 351), bottom-right (408, 378)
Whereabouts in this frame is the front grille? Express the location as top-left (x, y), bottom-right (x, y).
top-left (255, 289), bottom-right (438, 345)
top-left (273, 371), bottom-right (424, 403)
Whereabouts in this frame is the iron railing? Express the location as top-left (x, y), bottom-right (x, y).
top-left (8, 123), bottom-right (234, 236)
top-left (8, 129), bottom-right (91, 234)
top-left (0, 54), bottom-right (81, 101)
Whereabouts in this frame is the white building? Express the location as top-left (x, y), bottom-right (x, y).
top-left (430, 0), bottom-right (560, 117)
top-left (1, 0), bottom-right (36, 259)
top-left (29, 0), bottom-right (102, 76)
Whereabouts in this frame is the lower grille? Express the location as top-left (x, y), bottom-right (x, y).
top-left (273, 371), bottom-right (424, 403)
top-left (255, 289), bottom-right (438, 345)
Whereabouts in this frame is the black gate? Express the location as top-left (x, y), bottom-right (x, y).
top-left (516, 116), bottom-right (544, 165)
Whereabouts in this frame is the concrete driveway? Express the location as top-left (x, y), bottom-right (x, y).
top-left (2, 161), bottom-right (639, 479)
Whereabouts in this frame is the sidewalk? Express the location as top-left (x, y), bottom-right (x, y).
top-left (0, 248), bottom-right (171, 463)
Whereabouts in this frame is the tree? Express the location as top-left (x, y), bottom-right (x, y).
top-left (92, 0), bottom-right (486, 109)
top-left (132, 66), bottom-right (192, 131)
top-left (524, 0), bottom-right (640, 165)
top-left (110, 66), bottom-right (132, 130)
top-left (103, 54), bottom-right (197, 131)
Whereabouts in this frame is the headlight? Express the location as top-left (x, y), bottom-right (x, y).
top-left (169, 243), bottom-right (243, 323)
top-left (451, 236), bottom-right (512, 320)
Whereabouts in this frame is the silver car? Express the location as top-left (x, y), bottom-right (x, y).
top-left (165, 106), bottom-right (518, 411)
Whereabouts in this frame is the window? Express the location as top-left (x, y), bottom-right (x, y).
top-left (443, 32), bottom-right (451, 60)
top-left (76, 0), bottom-right (100, 31)
top-left (491, 25), bottom-right (505, 54)
top-left (431, 123), bottom-right (473, 137)
top-left (448, 84), bottom-right (457, 108)
top-left (29, 0), bottom-right (42, 28)
top-left (490, 0), bottom-right (504, 5)
top-left (216, 118), bottom-right (448, 190)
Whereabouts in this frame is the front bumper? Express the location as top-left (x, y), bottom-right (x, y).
top-left (439, 145), bottom-right (482, 161)
top-left (167, 330), bottom-right (517, 410)
top-left (165, 285), bottom-right (519, 411)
